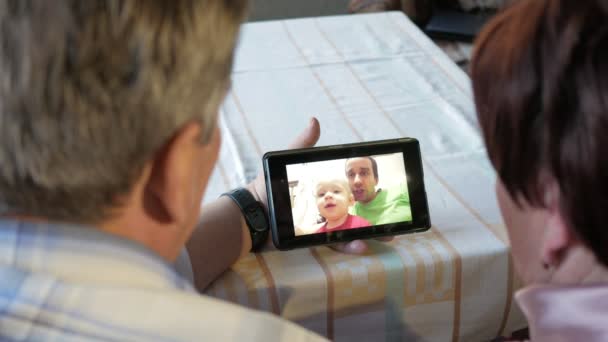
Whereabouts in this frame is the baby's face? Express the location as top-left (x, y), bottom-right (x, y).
top-left (315, 181), bottom-right (353, 222)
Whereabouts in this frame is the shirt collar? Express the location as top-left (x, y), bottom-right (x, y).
top-left (0, 219), bottom-right (194, 291)
top-left (515, 284), bottom-right (608, 342)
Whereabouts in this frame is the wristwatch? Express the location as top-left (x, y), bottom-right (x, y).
top-left (222, 187), bottom-right (269, 252)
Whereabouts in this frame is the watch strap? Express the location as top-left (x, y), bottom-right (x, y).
top-left (222, 188), bottom-right (269, 252)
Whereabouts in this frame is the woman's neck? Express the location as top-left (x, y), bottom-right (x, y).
top-left (548, 244), bottom-right (608, 285)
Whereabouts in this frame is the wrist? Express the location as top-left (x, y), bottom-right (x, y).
top-left (221, 187), bottom-right (269, 253)
top-left (239, 216), bottom-right (253, 257)
top-left (246, 182), bottom-right (260, 202)
top-left (214, 195), bottom-right (252, 257)
top-left (246, 181), bottom-right (265, 210)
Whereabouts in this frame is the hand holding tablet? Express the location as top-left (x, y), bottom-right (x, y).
top-left (263, 138), bottom-right (431, 250)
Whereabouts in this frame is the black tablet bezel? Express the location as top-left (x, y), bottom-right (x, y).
top-left (263, 138), bottom-right (431, 250)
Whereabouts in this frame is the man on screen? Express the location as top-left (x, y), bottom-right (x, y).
top-left (345, 157), bottom-right (412, 225)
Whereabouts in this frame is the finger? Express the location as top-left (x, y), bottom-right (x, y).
top-left (287, 117), bottom-right (321, 149)
top-left (329, 240), bottom-right (368, 254)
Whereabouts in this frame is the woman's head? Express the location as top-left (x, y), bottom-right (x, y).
top-left (472, 0), bottom-right (608, 283)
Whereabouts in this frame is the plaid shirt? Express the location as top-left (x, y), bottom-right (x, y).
top-left (0, 219), bottom-right (325, 341)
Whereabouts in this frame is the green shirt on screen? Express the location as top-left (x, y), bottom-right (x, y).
top-left (350, 183), bottom-right (412, 225)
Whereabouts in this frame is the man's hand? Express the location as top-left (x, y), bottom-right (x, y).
top-left (247, 117), bottom-right (393, 254)
top-left (247, 117), bottom-right (320, 211)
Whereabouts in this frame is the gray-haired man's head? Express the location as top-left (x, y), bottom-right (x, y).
top-left (0, 0), bottom-right (247, 222)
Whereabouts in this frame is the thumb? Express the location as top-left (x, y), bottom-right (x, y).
top-left (330, 240), bottom-right (368, 254)
top-left (288, 118), bottom-right (321, 149)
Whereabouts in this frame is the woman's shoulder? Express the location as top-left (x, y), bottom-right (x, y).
top-left (515, 284), bottom-right (608, 342)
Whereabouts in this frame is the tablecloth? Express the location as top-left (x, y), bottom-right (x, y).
top-left (202, 11), bottom-right (526, 342)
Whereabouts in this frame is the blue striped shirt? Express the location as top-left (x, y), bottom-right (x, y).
top-left (0, 219), bottom-right (325, 341)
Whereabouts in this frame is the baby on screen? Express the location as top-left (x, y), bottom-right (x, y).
top-left (314, 178), bottom-right (371, 233)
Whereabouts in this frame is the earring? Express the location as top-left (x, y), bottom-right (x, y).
top-left (542, 260), bottom-right (555, 271)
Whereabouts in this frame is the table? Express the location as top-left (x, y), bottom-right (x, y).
top-left (202, 12), bottom-right (526, 342)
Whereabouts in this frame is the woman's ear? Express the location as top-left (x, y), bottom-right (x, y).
top-left (540, 183), bottom-right (576, 267)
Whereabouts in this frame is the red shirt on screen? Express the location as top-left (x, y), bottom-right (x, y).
top-left (315, 214), bottom-right (371, 234)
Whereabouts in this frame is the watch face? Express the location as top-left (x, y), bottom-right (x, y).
top-left (253, 226), bottom-right (267, 232)
top-left (251, 211), bottom-right (269, 232)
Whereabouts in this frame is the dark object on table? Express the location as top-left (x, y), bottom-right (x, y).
top-left (400, 0), bottom-right (434, 27)
top-left (424, 6), bottom-right (495, 42)
top-left (348, 0), bottom-right (401, 13)
top-left (348, 0), bottom-right (434, 27)
top-left (348, 0), bottom-right (495, 42)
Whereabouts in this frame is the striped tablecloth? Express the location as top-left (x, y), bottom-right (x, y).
top-left (202, 12), bottom-right (526, 342)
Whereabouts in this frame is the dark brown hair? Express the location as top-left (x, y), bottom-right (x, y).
top-left (471, 0), bottom-right (608, 265)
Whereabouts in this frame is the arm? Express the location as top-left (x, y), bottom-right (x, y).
top-left (185, 118), bottom-right (391, 291)
top-left (186, 119), bottom-right (320, 292)
top-left (186, 194), bottom-right (252, 292)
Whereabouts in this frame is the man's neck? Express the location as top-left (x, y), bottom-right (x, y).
top-left (99, 214), bottom-right (187, 262)
top-left (360, 189), bottom-right (380, 205)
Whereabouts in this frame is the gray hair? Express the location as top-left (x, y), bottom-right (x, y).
top-left (0, 0), bottom-right (247, 222)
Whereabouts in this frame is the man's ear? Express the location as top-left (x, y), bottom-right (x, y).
top-left (540, 183), bottom-right (576, 267)
top-left (145, 121), bottom-right (205, 226)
